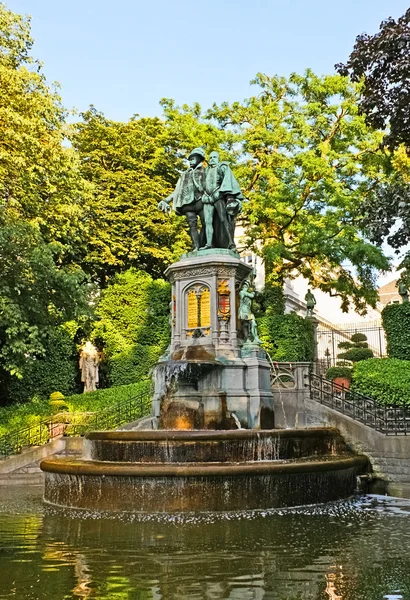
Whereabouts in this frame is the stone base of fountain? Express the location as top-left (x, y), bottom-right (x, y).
top-left (41, 428), bottom-right (368, 512)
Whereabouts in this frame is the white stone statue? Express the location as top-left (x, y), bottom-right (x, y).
top-left (79, 341), bottom-right (99, 393)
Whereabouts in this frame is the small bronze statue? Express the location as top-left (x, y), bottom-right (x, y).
top-left (239, 278), bottom-right (261, 344)
top-left (305, 289), bottom-right (316, 317)
top-left (398, 281), bottom-right (409, 303)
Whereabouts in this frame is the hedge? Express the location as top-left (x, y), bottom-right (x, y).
top-left (325, 366), bottom-right (352, 381)
top-left (0, 380), bottom-right (152, 437)
top-left (257, 313), bottom-right (315, 362)
top-left (92, 269), bottom-right (170, 386)
top-left (351, 358), bottom-right (410, 406)
top-left (382, 302), bottom-right (410, 360)
top-left (0, 324), bottom-right (80, 405)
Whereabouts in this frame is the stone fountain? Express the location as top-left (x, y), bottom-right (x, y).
top-left (41, 147), bottom-right (368, 512)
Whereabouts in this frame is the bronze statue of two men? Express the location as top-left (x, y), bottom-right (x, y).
top-left (158, 148), bottom-right (244, 251)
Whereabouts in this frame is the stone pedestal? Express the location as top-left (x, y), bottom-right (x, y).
top-left (153, 249), bottom-right (274, 430)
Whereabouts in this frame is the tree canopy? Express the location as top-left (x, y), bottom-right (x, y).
top-left (70, 108), bottom-right (192, 284)
top-left (337, 9), bottom-right (410, 151)
top-left (337, 8), bottom-right (410, 282)
top-left (171, 71), bottom-right (390, 312)
top-left (0, 3), bottom-right (90, 379)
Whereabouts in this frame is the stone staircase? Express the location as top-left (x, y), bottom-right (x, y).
top-left (0, 437), bottom-right (83, 485)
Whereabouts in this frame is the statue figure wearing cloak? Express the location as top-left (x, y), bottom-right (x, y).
top-left (158, 148), bottom-right (245, 251)
top-left (201, 151), bottom-right (244, 250)
top-left (158, 148), bottom-right (206, 250)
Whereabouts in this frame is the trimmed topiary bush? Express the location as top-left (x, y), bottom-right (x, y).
top-left (257, 313), bottom-right (315, 362)
top-left (351, 357), bottom-right (410, 406)
top-left (337, 332), bottom-right (374, 364)
top-left (382, 302), bottom-right (410, 360)
top-left (338, 347), bottom-right (374, 362)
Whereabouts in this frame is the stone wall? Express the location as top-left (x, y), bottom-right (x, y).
top-left (0, 436), bottom-right (83, 485)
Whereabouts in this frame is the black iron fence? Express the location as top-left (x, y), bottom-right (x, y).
top-left (0, 392), bottom-right (152, 459)
top-left (316, 321), bottom-right (386, 373)
top-left (309, 372), bottom-right (410, 436)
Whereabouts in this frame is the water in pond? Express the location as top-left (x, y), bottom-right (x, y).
top-left (1, 486), bottom-right (410, 599)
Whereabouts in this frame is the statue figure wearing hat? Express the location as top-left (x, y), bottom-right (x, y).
top-left (158, 147), bottom-right (206, 251)
top-left (201, 151), bottom-right (245, 251)
top-left (158, 148), bottom-right (245, 251)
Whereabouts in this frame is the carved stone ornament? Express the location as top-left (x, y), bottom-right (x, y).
top-left (169, 266), bottom-right (237, 282)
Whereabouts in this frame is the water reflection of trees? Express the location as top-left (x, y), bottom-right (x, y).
top-left (2, 502), bottom-right (410, 599)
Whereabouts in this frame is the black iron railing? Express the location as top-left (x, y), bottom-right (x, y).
top-left (0, 392), bottom-right (152, 459)
top-left (309, 372), bottom-right (410, 436)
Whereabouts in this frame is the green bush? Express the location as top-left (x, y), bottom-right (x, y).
top-left (382, 303), bottom-right (410, 360)
top-left (93, 269), bottom-right (170, 386)
top-left (108, 344), bottom-right (163, 387)
top-left (351, 358), bottom-right (410, 406)
top-left (255, 282), bottom-right (285, 317)
top-left (336, 331), bottom-right (373, 364)
top-left (350, 332), bottom-right (367, 343)
top-left (257, 313), bottom-right (315, 362)
top-left (65, 380), bottom-right (152, 413)
top-left (325, 366), bottom-right (352, 381)
top-left (338, 347), bottom-right (374, 362)
top-left (2, 324), bottom-right (80, 404)
top-left (0, 381), bottom-right (152, 436)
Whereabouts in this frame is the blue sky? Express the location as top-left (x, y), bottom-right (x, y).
top-left (8, 0), bottom-right (410, 121)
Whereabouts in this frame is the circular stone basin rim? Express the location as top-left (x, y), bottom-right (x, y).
top-left (85, 427), bottom-right (341, 442)
top-left (40, 455), bottom-right (368, 478)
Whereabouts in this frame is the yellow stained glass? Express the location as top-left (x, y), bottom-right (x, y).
top-left (200, 290), bottom-right (211, 327)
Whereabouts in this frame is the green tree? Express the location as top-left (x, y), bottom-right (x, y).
top-left (71, 108), bottom-right (195, 284)
top-left (0, 4), bottom-right (90, 382)
top-left (337, 332), bottom-right (374, 363)
top-left (203, 71), bottom-right (390, 312)
top-left (337, 9), bottom-right (410, 151)
top-left (0, 218), bottom-right (89, 379)
top-left (0, 4), bottom-right (90, 264)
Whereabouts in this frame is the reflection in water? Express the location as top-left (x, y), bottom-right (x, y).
top-left (1, 488), bottom-right (410, 599)
top-left (325, 566), bottom-right (344, 600)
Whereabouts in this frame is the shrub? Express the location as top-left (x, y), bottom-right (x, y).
top-left (351, 358), bottom-right (410, 406)
top-left (108, 344), bottom-right (163, 387)
top-left (93, 269), bottom-right (170, 386)
top-left (255, 282), bottom-right (285, 317)
top-left (336, 332), bottom-right (373, 364)
top-left (350, 333), bottom-right (368, 343)
top-left (64, 380), bottom-right (152, 412)
top-left (0, 381), bottom-right (152, 436)
top-left (2, 324), bottom-right (80, 404)
top-left (382, 302), bottom-right (410, 360)
top-left (49, 391), bottom-right (68, 413)
top-left (338, 347), bottom-right (374, 362)
top-left (325, 366), bottom-right (352, 381)
top-left (257, 313), bottom-right (315, 362)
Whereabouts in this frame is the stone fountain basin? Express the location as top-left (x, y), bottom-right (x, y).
top-left (40, 428), bottom-right (369, 513)
top-left (82, 428), bottom-right (351, 463)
